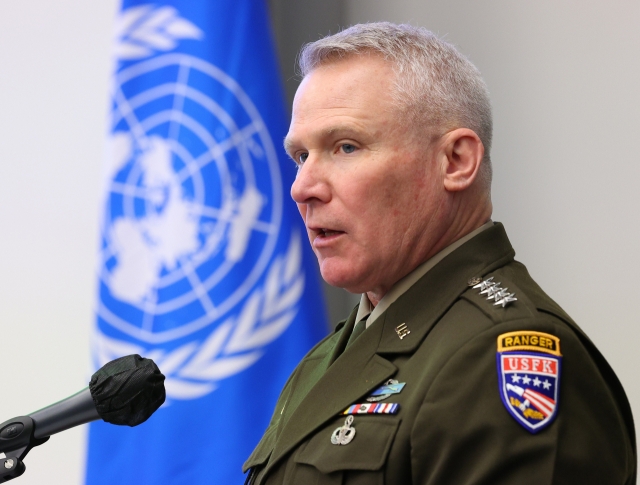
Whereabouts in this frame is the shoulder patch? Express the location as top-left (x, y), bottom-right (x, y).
top-left (496, 331), bottom-right (562, 433)
top-left (498, 330), bottom-right (561, 355)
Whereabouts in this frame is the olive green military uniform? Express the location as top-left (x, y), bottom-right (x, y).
top-left (243, 223), bottom-right (636, 484)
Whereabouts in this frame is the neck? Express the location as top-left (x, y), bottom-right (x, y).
top-left (366, 197), bottom-right (492, 307)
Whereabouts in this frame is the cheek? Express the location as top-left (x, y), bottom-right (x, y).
top-left (381, 175), bottom-right (431, 223)
top-left (377, 175), bottom-right (407, 215)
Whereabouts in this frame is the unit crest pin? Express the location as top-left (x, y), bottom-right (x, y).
top-left (468, 276), bottom-right (483, 286)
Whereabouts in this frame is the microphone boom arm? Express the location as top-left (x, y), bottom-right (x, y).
top-left (0, 416), bottom-right (49, 482)
top-left (29, 387), bottom-right (99, 440)
top-left (0, 354), bottom-right (165, 482)
top-left (0, 387), bottom-right (100, 482)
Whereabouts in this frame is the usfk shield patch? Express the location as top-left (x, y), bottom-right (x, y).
top-left (496, 331), bottom-right (562, 433)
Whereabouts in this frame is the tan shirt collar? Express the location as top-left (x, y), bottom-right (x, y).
top-left (355, 221), bottom-right (494, 328)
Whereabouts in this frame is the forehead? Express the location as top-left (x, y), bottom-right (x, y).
top-left (286, 56), bottom-right (399, 146)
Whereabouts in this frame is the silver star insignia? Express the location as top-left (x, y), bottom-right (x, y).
top-left (488, 288), bottom-right (509, 301)
top-left (481, 282), bottom-right (501, 296)
top-left (472, 277), bottom-right (494, 291)
top-left (494, 293), bottom-right (517, 307)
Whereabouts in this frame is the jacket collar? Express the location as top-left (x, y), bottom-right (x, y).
top-left (376, 222), bottom-right (515, 354)
top-left (265, 223), bottom-right (515, 473)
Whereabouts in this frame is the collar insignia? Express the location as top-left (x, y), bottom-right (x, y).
top-left (395, 323), bottom-right (410, 339)
top-left (497, 331), bottom-right (562, 433)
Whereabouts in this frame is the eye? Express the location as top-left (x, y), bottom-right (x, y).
top-left (299, 152), bottom-right (309, 164)
top-left (341, 144), bottom-right (356, 154)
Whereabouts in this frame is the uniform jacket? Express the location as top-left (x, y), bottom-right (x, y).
top-left (243, 223), bottom-right (636, 484)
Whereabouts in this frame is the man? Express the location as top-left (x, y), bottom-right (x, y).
top-left (243, 22), bottom-right (636, 484)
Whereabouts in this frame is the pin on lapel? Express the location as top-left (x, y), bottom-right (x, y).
top-left (366, 379), bottom-right (406, 402)
top-left (396, 323), bottom-right (410, 340)
top-left (331, 415), bottom-right (356, 445)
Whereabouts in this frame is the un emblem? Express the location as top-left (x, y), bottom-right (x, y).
top-left (96, 52), bottom-right (304, 400)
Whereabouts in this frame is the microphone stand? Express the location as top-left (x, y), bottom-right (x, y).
top-left (0, 354), bottom-right (166, 482)
top-left (0, 387), bottom-right (97, 482)
top-left (0, 416), bottom-right (49, 482)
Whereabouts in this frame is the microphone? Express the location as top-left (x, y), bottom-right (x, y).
top-left (0, 354), bottom-right (165, 482)
top-left (27, 354), bottom-right (166, 439)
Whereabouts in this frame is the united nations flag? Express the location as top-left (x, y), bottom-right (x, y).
top-left (85, 1), bottom-right (328, 483)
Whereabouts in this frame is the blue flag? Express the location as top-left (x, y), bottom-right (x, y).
top-left (86, 1), bottom-right (328, 483)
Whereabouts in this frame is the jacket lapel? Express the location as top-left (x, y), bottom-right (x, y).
top-left (275, 306), bottom-right (359, 437)
top-left (269, 313), bottom-right (397, 468)
top-left (265, 223), bottom-right (515, 473)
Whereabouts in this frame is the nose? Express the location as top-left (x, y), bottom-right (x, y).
top-left (290, 155), bottom-right (330, 205)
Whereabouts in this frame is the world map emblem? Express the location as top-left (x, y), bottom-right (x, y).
top-left (95, 7), bottom-right (304, 400)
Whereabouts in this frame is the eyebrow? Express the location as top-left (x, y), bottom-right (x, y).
top-left (324, 125), bottom-right (362, 138)
top-left (283, 136), bottom-right (296, 154)
top-left (283, 124), bottom-right (365, 154)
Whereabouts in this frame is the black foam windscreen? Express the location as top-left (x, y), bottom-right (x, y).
top-left (89, 354), bottom-right (166, 426)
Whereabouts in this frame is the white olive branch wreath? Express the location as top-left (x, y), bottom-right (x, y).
top-left (94, 233), bottom-right (305, 400)
top-left (115, 5), bottom-right (203, 61)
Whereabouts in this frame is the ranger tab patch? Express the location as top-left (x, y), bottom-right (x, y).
top-left (496, 331), bottom-right (562, 434)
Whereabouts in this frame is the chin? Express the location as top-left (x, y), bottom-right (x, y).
top-left (319, 260), bottom-right (366, 294)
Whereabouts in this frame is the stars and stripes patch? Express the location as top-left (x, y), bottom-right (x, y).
top-left (342, 402), bottom-right (399, 415)
top-left (497, 331), bottom-right (562, 434)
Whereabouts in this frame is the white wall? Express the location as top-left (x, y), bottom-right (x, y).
top-left (0, 0), bottom-right (118, 483)
top-left (347, 0), bottom-right (640, 453)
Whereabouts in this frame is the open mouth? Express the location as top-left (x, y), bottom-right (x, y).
top-left (318, 228), bottom-right (343, 237)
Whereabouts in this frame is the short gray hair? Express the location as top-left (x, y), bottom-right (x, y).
top-left (298, 22), bottom-right (493, 185)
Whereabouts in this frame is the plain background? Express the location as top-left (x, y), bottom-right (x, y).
top-left (0, 1), bottom-right (637, 483)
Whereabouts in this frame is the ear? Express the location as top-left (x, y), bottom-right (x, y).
top-left (440, 128), bottom-right (484, 192)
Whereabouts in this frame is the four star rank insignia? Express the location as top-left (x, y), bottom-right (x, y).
top-left (496, 331), bottom-right (562, 433)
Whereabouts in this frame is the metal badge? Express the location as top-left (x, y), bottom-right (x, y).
top-left (473, 276), bottom-right (517, 308)
top-left (366, 379), bottom-right (406, 402)
top-left (494, 293), bottom-right (517, 307)
top-left (331, 415), bottom-right (356, 445)
top-left (472, 276), bottom-right (495, 291)
top-left (483, 283), bottom-right (502, 298)
top-left (396, 323), bottom-right (410, 339)
top-left (468, 276), bottom-right (483, 287)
